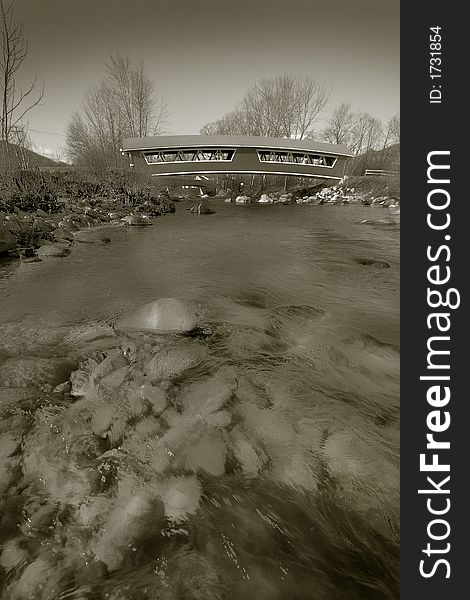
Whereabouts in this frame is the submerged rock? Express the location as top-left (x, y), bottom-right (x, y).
top-left (116, 297), bottom-right (201, 333)
top-left (143, 339), bottom-right (207, 382)
top-left (180, 367), bottom-right (236, 417)
top-left (354, 257), bottom-right (391, 268)
top-left (138, 384), bottom-right (168, 414)
top-left (90, 477), bottom-right (158, 571)
top-left (70, 350), bottom-right (128, 397)
top-left (160, 475), bottom-right (202, 522)
top-left (182, 429), bottom-right (226, 476)
top-left (91, 406), bottom-right (115, 437)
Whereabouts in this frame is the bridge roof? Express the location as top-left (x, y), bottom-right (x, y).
top-left (122, 135), bottom-right (353, 157)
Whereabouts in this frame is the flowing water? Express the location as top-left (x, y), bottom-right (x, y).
top-left (0, 202), bottom-right (399, 599)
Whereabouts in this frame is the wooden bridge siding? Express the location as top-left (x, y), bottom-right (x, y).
top-left (128, 147), bottom-right (348, 179)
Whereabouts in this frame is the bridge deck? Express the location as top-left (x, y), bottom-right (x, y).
top-left (122, 135), bottom-right (353, 180)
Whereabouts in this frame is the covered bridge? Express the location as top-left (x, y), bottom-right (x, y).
top-left (121, 135), bottom-right (353, 181)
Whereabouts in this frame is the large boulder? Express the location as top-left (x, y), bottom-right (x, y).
top-left (0, 226), bottom-right (16, 253)
top-left (116, 298), bottom-right (201, 333)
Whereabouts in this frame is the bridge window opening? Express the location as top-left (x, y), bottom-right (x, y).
top-left (257, 150), bottom-right (337, 168)
top-left (144, 148), bottom-right (235, 164)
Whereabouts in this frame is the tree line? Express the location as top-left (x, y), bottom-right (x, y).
top-left (65, 67), bottom-right (399, 174)
top-left (200, 76), bottom-right (400, 174)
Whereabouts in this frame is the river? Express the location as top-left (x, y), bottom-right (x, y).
top-left (0, 201), bottom-right (399, 599)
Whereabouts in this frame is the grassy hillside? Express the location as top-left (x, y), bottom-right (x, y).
top-left (347, 144), bottom-right (400, 176)
top-left (0, 141), bottom-right (67, 170)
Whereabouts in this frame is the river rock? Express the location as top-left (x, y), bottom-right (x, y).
top-left (121, 215), bottom-right (152, 226)
top-left (138, 384), bottom-right (168, 414)
top-left (116, 298), bottom-right (201, 332)
top-left (235, 195), bottom-right (251, 204)
top-left (0, 226), bottom-right (16, 253)
top-left (32, 219), bottom-right (54, 234)
top-left (70, 350), bottom-right (128, 396)
top-left (160, 475), bottom-right (202, 522)
top-left (361, 218), bottom-right (399, 227)
top-left (180, 367), bottom-right (236, 416)
top-left (65, 323), bottom-right (116, 347)
top-left (354, 257), bottom-right (391, 268)
top-left (53, 228), bottom-right (74, 242)
top-left (91, 406), bottom-right (115, 437)
top-left (90, 480), bottom-right (155, 571)
top-left (143, 340), bottom-right (207, 382)
top-left (183, 429), bottom-right (226, 476)
top-left (258, 194), bottom-right (273, 204)
top-left (36, 244), bottom-right (70, 258)
top-left (0, 357), bottom-right (75, 389)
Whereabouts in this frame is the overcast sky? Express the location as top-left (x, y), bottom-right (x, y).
top-left (15, 0), bottom-right (399, 160)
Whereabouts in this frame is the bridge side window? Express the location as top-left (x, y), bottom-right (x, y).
top-left (144, 148), bottom-right (235, 164)
top-left (256, 149), bottom-right (338, 167)
top-left (144, 152), bottom-right (165, 163)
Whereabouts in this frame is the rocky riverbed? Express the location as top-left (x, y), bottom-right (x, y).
top-left (0, 297), bottom-right (399, 599)
top-left (0, 196), bottom-right (175, 262)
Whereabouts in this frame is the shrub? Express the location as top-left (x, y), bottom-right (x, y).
top-left (0, 170), bottom-right (59, 213)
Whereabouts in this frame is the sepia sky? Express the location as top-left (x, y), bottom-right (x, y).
top-left (15, 0), bottom-right (399, 160)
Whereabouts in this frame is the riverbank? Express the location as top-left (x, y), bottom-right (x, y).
top-left (231, 175), bottom-right (400, 206)
top-left (1, 171), bottom-right (400, 261)
top-left (0, 169), bottom-right (175, 260)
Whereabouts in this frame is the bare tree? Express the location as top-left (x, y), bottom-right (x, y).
top-left (0, 0), bottom-right (44, 147)
top-left (9, 121), bottom-right (32, 168)
top-left (106, 54), bottom-right (168, 138)
top-left (383, 112), bottom-right (400, 147)
top-left (322, 102), bottom-right (356, 146)
top-left (201, 74), bottom-right (330, 140)
top-left (201, 109), bottom-right (248, 136)
top-left (66, 53), bottom-right (167, 168)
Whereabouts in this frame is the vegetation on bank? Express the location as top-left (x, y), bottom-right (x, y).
top-left (339, 175), bottom-right (400, 199)
top-left (0, 168), bottom-right (176, 256)
top-left (0, 168), bottom-right (172, 213)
